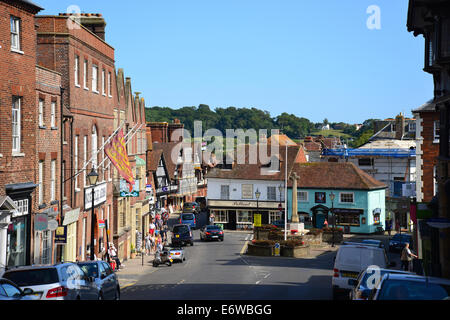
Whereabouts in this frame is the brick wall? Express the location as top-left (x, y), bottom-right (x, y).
top-left (419, 111), bottom-right (440, 202)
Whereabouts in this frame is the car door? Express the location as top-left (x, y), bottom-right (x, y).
top-left (75, 265), bottom-right (98, 300)
top-left (100, 262), bottom-right (115, 299)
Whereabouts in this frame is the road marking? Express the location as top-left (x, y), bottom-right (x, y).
top-left (120, 281), bottom-right (138, 289)
top-left (176, 279), bottom-right (185, 285)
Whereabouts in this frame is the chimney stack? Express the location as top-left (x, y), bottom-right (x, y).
top-left (395, 113), bottom-right (405, 140)
top-left (60, 13), bottom-right (107, 40)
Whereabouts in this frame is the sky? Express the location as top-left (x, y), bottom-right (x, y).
top-left (38, 0), bottom-right (433, 124)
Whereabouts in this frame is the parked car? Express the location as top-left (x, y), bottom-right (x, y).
top-left (332, 243), bottom-right (395, 300)
top-left (183, 202), bottom-right (200, 214)
top-left (389, 234), bottom-right (412, 252)
top-left (369, 273), bottom-right (450, 300)
top-left (200, 225), bottom-right (224, 242)
top-left (172, 224), bottom-right (194, 247)
top-left (361, 239), bottom-right (385, 249)
top-left (77, 260), bottom-right (120, 300)
top-left (0, 278), bottom-right (37, 300)
top-left (169, 247), bottom-right (186, 263)
top-left (179, 213), bottom-right (197, 230)
top-left (349, 268), bottom-right (414, 300)
top-left (2, 263), bottom-right (99, 300)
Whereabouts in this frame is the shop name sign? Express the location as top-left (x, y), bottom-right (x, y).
top-left (120, 179), bottom-right (140, 198)
top-left (84, 182), bottom-right (107, 210)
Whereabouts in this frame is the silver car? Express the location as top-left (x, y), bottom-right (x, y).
top-left (169, 247), bottom-right (186, 263)
top-left (78, 260), bottom-right (120, 300)
top-left (2, 263), bottom-right (99, 300)
top-left (0, 278), bottom-right (37, 300)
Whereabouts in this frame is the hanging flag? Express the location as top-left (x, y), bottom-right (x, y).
top-left (105, 128), bottom-right (135, 189)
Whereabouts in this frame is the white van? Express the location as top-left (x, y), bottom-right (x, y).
top-left (332, 243), bottom-right (395, 299)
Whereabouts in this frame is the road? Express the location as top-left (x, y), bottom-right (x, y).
top-left (121, 211), bottom-right (336, 300)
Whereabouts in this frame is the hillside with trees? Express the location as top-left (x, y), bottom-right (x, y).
top-left (145, 105), bottom-right (377, 148)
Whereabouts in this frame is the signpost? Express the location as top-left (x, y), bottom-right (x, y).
top-left (274, 243), bottom-right (280, 256)
top-left (254, 214), bottom-right (262, 227)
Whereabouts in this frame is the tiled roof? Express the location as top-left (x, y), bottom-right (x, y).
top-left (288, 162), bottom-right (387, 190)
top-left (147, 149), bottom-right (163, 172)
top-left (152, 142), bottom-right (179, 180)
top-left (206, 144), bottom-right (306, 181)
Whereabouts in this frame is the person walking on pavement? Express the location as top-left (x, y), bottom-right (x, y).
top-left (400, 243), bottom-right (417, 271)
top-left (323, 219), bottom-right (329, 229)
top-left (149, 220), bottom-right (156, 237)
top-left (145, 233), bottom-right (152, 256)
top-left (209, 213), bottom-right (215, 225)
top-left (386, 219), bottom-right (392, 237)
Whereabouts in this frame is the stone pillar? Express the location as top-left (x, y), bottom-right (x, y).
top-left (290, 172), bottom-right (299, 223)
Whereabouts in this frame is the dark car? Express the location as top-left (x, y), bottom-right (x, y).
top-left (77, 260), bottom-right (120, 300)
top-left (183, 202), bottom-right (200, 214)
top-left (389, 234), bottom-right (412, 252)
top-left (0, 278), bottom-right (37, 300)
top-left (200, 225), bottom-right (224, 242)
top-left (172, 224), bottom-right (194, 247)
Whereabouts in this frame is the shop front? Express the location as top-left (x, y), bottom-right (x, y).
top-left (207, 200), bottom-right (284, 230)
top-left (0, 196), bottom-right (18, 274)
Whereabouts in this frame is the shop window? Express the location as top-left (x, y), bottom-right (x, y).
top-left (336, 214), bottom-right (360, 226)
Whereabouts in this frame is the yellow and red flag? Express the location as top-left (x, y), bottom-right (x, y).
top-left (105, 129), bottom-right (135, 190)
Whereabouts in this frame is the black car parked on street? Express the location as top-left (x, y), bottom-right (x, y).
top-left (172, 224), bottom-right (194, 247)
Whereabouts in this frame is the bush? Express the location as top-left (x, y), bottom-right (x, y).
top-left (281, 239), bottom-right (305, 248)
top-left (251, 240), bottom-right (276, 247)
top-left (254, 224), bottom-right (279, 231)
top-left (322, 227), bottom-right (343, 233)
top-left (307, 228), bottom-right (323, 236)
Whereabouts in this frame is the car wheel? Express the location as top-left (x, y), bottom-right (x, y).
top-left (191, 241), bottom-right (194, 246)
top-left (115, 288), bottom-right (120, 300)
top-left (153, 261), bottom-right (158, 267)
top-left (98, 292), bottom-right (103, 300)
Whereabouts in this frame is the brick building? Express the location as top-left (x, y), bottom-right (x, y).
top-left (0, 0), bottom-right (43, 271)
top-left (111, 69), bottom-right (149, 261)
top-left (36, 13), bottom-right (117, 262)
top-left (413, 100), bottom-right (440, 203)
top-left (34, 65), bottom-right (62, 265)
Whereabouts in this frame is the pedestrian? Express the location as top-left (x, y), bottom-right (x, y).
top-left (400, 243), bottom-right (417, 271)
top-left (323, 219), bottom-right (329, 229)
top-left (151, 234), bottom-right (156, 253)
top-left (149, 220), bottom-right (156, 237)
top-left (386, 220), bottom-right (392, 237)
top-left (161, 225), bottom-right (168, 244)
top-left (209, 213), bottom-right (215, 225)
top-left (108, 243), bottom-right (123, 270)
top-left (145, 233), bottom-right (151, 256)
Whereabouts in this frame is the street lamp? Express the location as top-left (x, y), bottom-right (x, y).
top-left (329, 192), bottom-right (336, 247)
top-left (87, 168), bottom-right (99, 261)
top-left (255, 189), bottom-right (261, 239)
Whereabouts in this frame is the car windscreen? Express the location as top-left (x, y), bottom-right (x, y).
top-left (173, 225), bottom-right (190, 234)
top-left (78, 263), bottom-right (99, 278)
top-left (378, 279), bottom-right (450, 300)
top-left (4, 269), bottom-right (59, 286)
top-left (206, 226), bottom-right (221, 231)
top-left (181, 214), bottom-right (194, 220)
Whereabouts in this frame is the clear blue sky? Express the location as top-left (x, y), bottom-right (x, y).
top-left (39, 0), bottom-right (433, 124)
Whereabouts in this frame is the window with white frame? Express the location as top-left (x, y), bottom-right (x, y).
top-left (102, 69), bottom-right (106, 95)
top-left (10, 16), bottom-right (21, 51)
top-left (38, 161), bottom-right (44, 204)
top-left (108, 72), bottom-right (112, 97)
top-left (91, 126), bottom-right (98, 169)
top-left (14, 199), bottom-right (29, 216)
top-left (237, 210), bottom-right (252, 224)
top-left (220, 185), bottom-right (230, 200)
top-left (42, 230), bottom-right (52, 265)
top-left (408, 122), bottom-right (416, 133)
top-left (74, 135), bottom-right (79, 190)
top-left (92, 65), bottom-right (98, 92)
top-left (340, 192), bottom-right (354, 203)
top-left (51, 101), bottom-right (56, 128)
top-left (50, 160), bottom-right (56, 201)
top-left (38, 99), bottom-right (44, 127)
top-left (74, 55), bottom-right (80, 86)
top-left (269, 211), bottom-right (282, 223)
top-left (84, 135), bottom-right (87, 187)
top-left (434, 120), bottom-right (440, 142)
top-left (267, 186), bottom-right (277, 201)
top-left (83, 60), bottom-right (88, 89)
top-left (12, 97), bottom-right (21, 153)
top-left (102, 136), bottom-right (105, 181)
top-left (213, 210), bottom-right (228, 223)
top-left (297, 191), bottom-right (308, 202)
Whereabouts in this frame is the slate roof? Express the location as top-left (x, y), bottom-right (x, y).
top-left (152, 142), bottom-right (179, 180)
top-left (288, 162), bottom-right (387, 190)
top-left (412, 99), bottom-right (437, 113)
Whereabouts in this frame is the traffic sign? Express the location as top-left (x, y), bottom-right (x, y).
top-left (274, 243), bottom-right (280, 256)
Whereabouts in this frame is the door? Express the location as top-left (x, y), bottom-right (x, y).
top-left (316, 213), bottom-right (326, 229)
top-left (228, 210), bottom-right (237, 230)
top-left (100, 262), bottom-right (115, 299)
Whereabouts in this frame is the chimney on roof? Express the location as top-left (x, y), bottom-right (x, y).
top-left (395, 113), bottom-right (405, 140)
top-left (62, 13), bottom-right (106, 40)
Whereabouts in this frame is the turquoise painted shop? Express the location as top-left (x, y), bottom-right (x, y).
top-left (287, 162), bottom-right (387, 234)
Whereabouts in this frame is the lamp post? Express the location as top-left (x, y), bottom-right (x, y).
top-left (87, 168), bottom-right (99, 261)
top-left (329, 192), bottom-right (336, 248)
